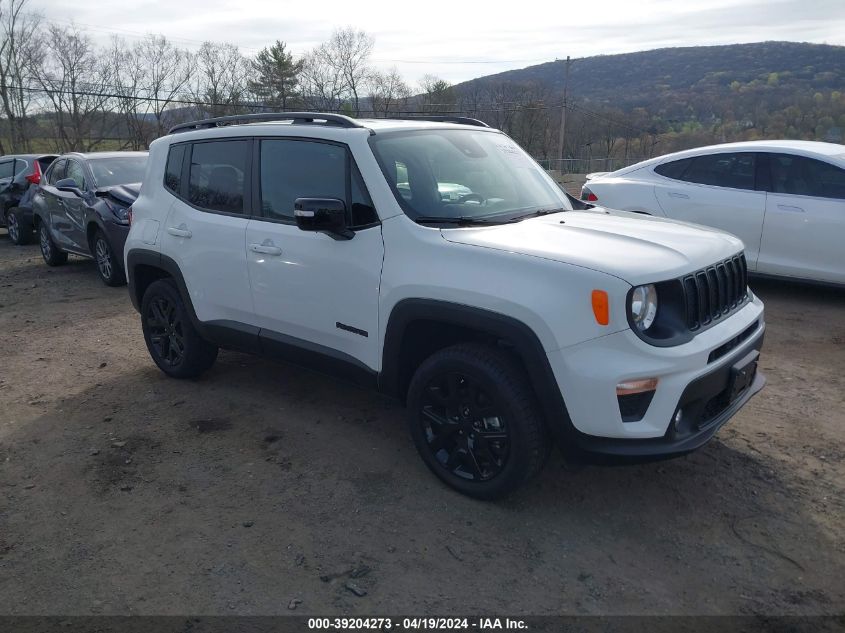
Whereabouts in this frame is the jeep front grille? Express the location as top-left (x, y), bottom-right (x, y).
top-left (682, 254), bottom-right (748, 331)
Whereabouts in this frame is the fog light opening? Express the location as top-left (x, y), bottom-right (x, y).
top-left (616, 378), bottom-right (658, 396)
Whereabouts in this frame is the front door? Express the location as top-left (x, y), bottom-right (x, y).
top-left (245, 138), bottom-right (383, 372)
top-left (56, 159), bottom-right (90, 253)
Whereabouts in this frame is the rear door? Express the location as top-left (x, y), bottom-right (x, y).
top-left (759, 153), bottom-right (845, 283)
top-left (245, 137), bottom-right (383, 371)
top-left (653, 152), bottom-right (766, 268)
top-left (160, 138), bottom-right (257, 330)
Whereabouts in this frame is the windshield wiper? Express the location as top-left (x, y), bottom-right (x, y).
top-left (414, 215), bottom-right (507, 226)
top-left (513, 207), bottom-right (569, 220)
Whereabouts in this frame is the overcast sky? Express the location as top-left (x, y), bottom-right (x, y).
top-left (35, 0), bottom-right (845, 85)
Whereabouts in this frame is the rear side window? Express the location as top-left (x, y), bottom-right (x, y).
top-left (769, 154), bottom-right (845, 200)
top-left (654, 157), bottom-right (693, 180)
top-left (259, 139), bottom-right (377, 227)
top-left (12, 159), bottom-right (27, 176)
top-left (164, 144), bottom-right (186, 194)
top-left (682, 153), bottom-right (756, 190)
top-left (188, 140), bottom-right (248, 214)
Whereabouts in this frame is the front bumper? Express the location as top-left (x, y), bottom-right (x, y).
top-left (547, 292), bottom-right (766, 459)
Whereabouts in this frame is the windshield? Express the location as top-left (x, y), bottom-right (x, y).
top-left (370, 129), bottom-right (572, 223)
top-left (89, 156), bottom-right (147, 188)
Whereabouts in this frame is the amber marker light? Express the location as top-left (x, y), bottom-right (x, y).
top-left (616, 378), bottom-right (659, 396)
top-left (591, 289), bottom-right (609, 325)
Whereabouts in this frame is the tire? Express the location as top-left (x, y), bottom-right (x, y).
top-left (39, 222), bottom-right (68, 266)
top-left (141, 278), bottom-right (218, 378)
top-left (92, 229), bottom-right (125, 287)
top-left (6, 208), bottom-right (33, 245)
top-left (406, 343), bottom-right (549, 500)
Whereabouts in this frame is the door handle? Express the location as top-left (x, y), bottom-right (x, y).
top-left (776, 204), bottom-right (805, 213)
top-left (667, 191), bottom-right (690, 199)
top-left (249, 243), bottom-right (282, 256)
top-left (167, 226), bottom-right (192, 238)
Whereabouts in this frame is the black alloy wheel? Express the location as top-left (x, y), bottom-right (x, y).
top-left (146, 295), bottom-right (186, 368)
top-left (407, 343), bottom-right (548, 499)
top-left (419, 371), bottom-right (510, 481)
top-left (140, 279), bottom-right (218, 378)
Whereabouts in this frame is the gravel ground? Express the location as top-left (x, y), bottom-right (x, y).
top-left (0, 232), bottom-right (843, 616)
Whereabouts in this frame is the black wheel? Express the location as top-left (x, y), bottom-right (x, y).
top-left (141, 279), bottom-right (218, 378)
top-left (407, 343), bottom-right (549, 499)
top-left (6, 208), bottom-right (32, 245)
top-left (39, 222), bottom-right (68, 266)
top-left (92, 230), bottom-right (125, 287)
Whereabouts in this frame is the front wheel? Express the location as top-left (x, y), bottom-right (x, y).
top-left (39, 223), bottom-right (68, 266)
top-left (93, 230), bottom-right (125, 287)
top-left (406, 343), bottom-right (549, 500)
top-left (6, 208), bottom-right (33, 245)
top-left (141, 279), bottom-right (218, 378)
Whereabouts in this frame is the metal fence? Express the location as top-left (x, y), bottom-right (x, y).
top-left (536, 157), bottom-right (647, 174)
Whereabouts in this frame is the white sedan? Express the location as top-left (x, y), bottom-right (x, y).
top-left (581, 140), bottom-right (845, 285)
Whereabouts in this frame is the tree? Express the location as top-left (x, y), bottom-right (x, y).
top-left (136, 34), bottom-right (193, 137)
top-left (419, 75), bottom-right (454, 113)
top-left (248, 40), bottom-right (301, 110)
top-left (192, 41), bottom-right (249, 117)
top-left (367, 67), bottom-right (410, 117)
top-left (34, 25), bottom-right (115, 151)
top-left (0, 0), bottom-right (43, 152)
top-left (302, 27), bottom-right (375, 116)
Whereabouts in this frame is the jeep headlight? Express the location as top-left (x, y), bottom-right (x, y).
top-left (630, 284), bottom-right (658, 331)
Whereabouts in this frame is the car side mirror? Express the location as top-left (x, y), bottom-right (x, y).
top-left (294, 198), bottom-right (353, 240)
top-left (55, 178), bottom-right (84, 197)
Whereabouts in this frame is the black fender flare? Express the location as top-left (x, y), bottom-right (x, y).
top-left (380, 298), bottom-right (579, 446)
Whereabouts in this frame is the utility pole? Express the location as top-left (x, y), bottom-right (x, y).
top-left (556, 55), bottom-right (571, 172)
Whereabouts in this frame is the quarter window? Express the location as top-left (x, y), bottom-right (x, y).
top-left (654, 157), bottom-right (693, 180)
top-left (769, 154), bottom-right (845, 200)
top-left (188, 140), bottom-right (248, 214)
top-left (165, 144), bottom-right (186, 195)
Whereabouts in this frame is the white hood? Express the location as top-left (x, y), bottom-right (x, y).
top-left (441, 208), bottom-right (744, 286)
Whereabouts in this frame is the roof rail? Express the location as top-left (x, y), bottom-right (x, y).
top-left (168, 112), bottom-right (364, 135)
top-left (390, 116), bottom-right (490, 128)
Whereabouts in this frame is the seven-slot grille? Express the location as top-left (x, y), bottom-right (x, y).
top-left (682, 253), bottom-right (748, 331)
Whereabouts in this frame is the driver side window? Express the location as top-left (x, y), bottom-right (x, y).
top-left (65, 160), bottom-right (86, 190)
top-left (48, 160), bottom-right (66, 185)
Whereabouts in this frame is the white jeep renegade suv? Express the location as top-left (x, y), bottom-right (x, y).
top-left (125, 113), bottom-right (766, 499)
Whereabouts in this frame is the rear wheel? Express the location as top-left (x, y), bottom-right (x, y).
top-left (407, 343), bottom-right (549, 499)
top-left (141, 278), bottom-right (218, 378)
top-left (6, 208), bottom-right (32, 245)
top-left (93, 230), bottom-right (125, 287)
top-left (39, 223), bottom-right (67, 266)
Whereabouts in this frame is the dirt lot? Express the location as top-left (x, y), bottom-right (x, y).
top-left (0, 231), bottom-right (843, 617)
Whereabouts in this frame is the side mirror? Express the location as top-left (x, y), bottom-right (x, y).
top-left (294, 197), bottom-right (353, 240)
top-left (55, 178), bottom-right (84, 197)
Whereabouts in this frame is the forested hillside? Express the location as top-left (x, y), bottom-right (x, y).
top-left (450, 42), bottom-right (845, 163)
